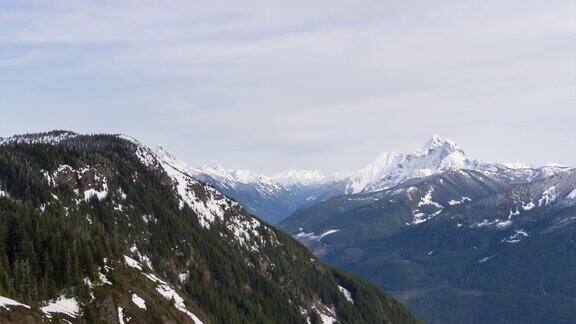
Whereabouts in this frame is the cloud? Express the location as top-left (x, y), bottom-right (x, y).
top-left (1, 0), bottom-right (574, 173)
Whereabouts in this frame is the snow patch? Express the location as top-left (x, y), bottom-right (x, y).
top-left (294, 229), bottom-right (340, 241)
top-left (132, 293), bottom-right (146, 310)
top-left (311, 302), bottom-right (337, 324)
top-left (418, 188), bottom-right (443, 208)
top-left (503, 229), bottom-right (529, 243)
top-left (338, 285), bottom-right (354, 304)
top-left (448, 196), bottom-right (471, 205)
top-left (478, 254), bottom-right (497, 263)
top-left (227, 217), bottom-right (261, 249)
top-left (495, 220), bottom-right (512, 228)
top-left (41, 295), bottom-right (79, 318)
top-left (98, 270), bottom-right (112, 285)
top-left (152, 279), bottom-right (203, 323)
top-left (118, 307), bottom-right (125, 324)
top-left (0, 296), bottom-right (31, 310)
top-left (320, 229), bottom-right (340, 238)
top-left (130, 244), bottom-right (153, 270)
top-left (538, 186), bottom-right (557, 206)
top-left (568, 188), bottom-right (576, 200)
top-left (473, 219), bottom-right (510, 229)
top-left (178, 271), bottom-right (190, 283)
top-left (522, 201), bottom-right (535, 211)
top-left (124, 255), bottom-right (143, 270)
top-left (141, 270), bottom-right (203, 323)
top-left (157, 151), bottom-right (234, 228)
top-left (83, 180), bottom-right (108, 202)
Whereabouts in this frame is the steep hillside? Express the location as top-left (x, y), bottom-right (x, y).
top-left (186, 161), bottom-right (344, 225)
top-left (281, 167), bottom-right (576, 323)
top-left (0, 131), bottom-right (419, 324)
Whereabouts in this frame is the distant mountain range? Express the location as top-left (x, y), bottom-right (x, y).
top-left (5, 131), bottom-right (570, 323)
top-left (169, 134), bottom-right (574, 323)
top-left (275, 140), bottom-right (575, 323)
top-left (185, 135), bottom-right (568, 224)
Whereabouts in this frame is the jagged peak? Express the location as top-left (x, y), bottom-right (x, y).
top-left (422, 135), bottom-right (460, 152)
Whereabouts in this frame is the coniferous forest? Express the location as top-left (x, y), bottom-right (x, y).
top-left (0, 132), bottom-right (419, 323)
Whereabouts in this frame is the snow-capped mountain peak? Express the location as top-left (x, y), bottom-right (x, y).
top-left (345, 136), bottom-right (469, 193)
top-left (422, 135), bottom-right (459, 151)
top-left (272, 170), bottom-right (329, 187)
top-left (154, 145), bottom-right (190, 171)
top-left (149, 135), bottom-right (568, 224)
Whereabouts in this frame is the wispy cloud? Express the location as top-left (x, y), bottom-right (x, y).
top-left (1, 0), bottom-right (574, 173)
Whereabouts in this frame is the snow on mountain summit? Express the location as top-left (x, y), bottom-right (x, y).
top-left (272, 170), bottom-right (330, 187)
top-left (145, 134), bottom-right (569, 223)
top-left (345, 135), bottom-right (469, 193)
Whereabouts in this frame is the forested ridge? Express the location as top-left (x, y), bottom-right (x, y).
top-left (0, 132), bottom-right (419, 323)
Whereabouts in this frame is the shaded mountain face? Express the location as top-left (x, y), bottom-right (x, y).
top-left (0, 131), bottom-right (418, 324)
top-left (280, 166), bottom-right (576, 323)
top-left (187, 136), bottom-right (567, 224)
top-left (183, 162), bottom-right (345, 225)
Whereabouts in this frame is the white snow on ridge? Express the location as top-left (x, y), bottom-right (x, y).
top-left (338, 285), bottom-right (354, 304)
top-left (273, 170), bottom-right (335, 187)
top-left (148, 134), bottom-right (569, 214)
top-left (145, 272), bottom-right (204, 324)
top-left (538, 186), bottom-right (557, 206)
top-left (346, 135), bottom-right (468, 194)
top-left (0, 296), bottom-right (31, 310)
top-left (311, 302), bottom-right (337, 324)
top-left (124, 255), bottom-right (143, 270)
top-left (155, 147), bottom-right (235, 229)
top-left (41, 295), bottom-right (79, 318)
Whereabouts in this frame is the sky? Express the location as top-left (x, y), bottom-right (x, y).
top-left (0, 0), bottom-right (574, 174)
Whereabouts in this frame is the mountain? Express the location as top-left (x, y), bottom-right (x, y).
top-left (188, 135), bottom-right (568, 224)
top-left (166, 148), bottom-right (346, 224)
top-left (279, 164), bottom-right (576, 322)
top-left (0, 131), bottom-right (419, 324)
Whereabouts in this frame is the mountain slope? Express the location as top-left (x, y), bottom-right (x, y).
top-left (0, 131), bottom-right (419, 323)
top-left (157, 146), bottom-right (346, 225)
top-left (281, 166), bottom-right (576, 323)
top-left (279, 169), bottom-right (515, 247)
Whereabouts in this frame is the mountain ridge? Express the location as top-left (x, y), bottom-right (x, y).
top-left (170, 134), bottom-right (569, 223)
top-left (0, 130), bottom-right (419, 323)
